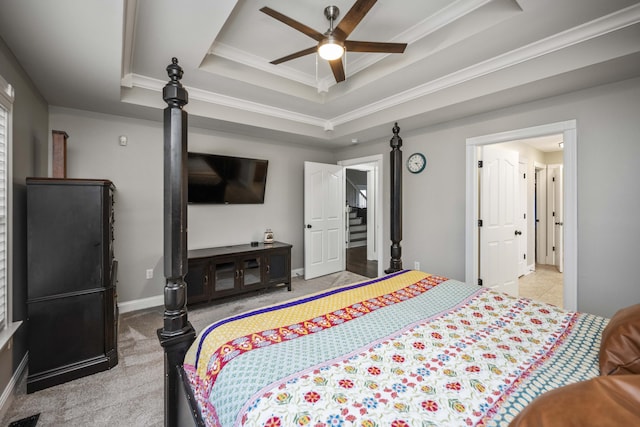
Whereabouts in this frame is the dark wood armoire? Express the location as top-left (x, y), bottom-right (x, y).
top-left (26, 178), bottom-right (118, 393)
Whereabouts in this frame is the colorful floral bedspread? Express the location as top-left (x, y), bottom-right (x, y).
top-left (183, 270), bottom-right (607, 427)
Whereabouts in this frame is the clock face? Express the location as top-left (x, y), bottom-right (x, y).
top-left (407, 153), bottom-right (426, 174)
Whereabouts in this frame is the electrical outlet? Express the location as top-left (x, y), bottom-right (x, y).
top-left (146, 269), bottom-right (153, 279)
top-left (414, 261), bottom-right (420, 270)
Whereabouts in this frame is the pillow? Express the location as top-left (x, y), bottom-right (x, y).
top-left (509, 375), bottom-right (640, 426)
top-left (599, 303), bottom-right (640, 375)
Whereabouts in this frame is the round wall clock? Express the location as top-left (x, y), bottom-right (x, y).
top-left (406, 152), bottom-right (426, 174)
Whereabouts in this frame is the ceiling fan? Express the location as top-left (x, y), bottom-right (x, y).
top-left (260, 0), bottom-right (407, 83)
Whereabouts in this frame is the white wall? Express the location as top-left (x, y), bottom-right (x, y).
top-left (49, 107), bottom-right (334, 304)
top-left (336, 76), bottom-right (640, 318)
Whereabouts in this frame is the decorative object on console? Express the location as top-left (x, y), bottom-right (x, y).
top-left (264, 228), bottom-right (274, 243)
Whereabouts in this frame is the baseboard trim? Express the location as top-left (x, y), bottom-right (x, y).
top-left (0, 352), bottom-right (28, 421)
top-left (119, 269), bottom-right (303, 314)
top-left (118, 294), bottom-right (164, 314)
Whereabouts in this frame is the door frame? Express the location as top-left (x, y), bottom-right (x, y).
top-left (518, 158), bottom-right (528, 277)
top-left (534, 162), bottom-right (548, 266)
top-left (465, 120), bottom-right (577, 310)
top-left (548, 164), bottom-right (564, 272)
top-left (339, 154), bottom-right (384, 278)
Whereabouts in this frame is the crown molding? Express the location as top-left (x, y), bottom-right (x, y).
top-left (339, 0), bottom-right (494, 80)
top-left (125, 74), bottom-right (326, 128)
top-left (330, 2), bottom-right (640, 126)
top-left (209, 42), bottom-right (319, 88)
top-left (120, 0), bottom-right (138, 80)
top-left (123, 3), bottom-right (640, 133)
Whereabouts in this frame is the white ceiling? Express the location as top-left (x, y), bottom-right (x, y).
top-left (519, 134), bottom-right (564, 153)
top-left (1, 0), bottom-right (639, 148)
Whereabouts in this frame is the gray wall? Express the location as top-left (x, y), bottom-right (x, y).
top-left (336, 76), bottom-right (640, 318)
top-left (49, 107), bottom-right (334, 303)
top-left (0, 37), bottom-right (49, 411)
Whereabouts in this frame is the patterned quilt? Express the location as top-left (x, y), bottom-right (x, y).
top-left (183, 270), bottom-right (607, 427)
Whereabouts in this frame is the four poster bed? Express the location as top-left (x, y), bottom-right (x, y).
top-left (158, 60), bottom-right (640, 426)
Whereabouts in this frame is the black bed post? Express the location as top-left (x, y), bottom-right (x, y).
top-left (385, 122), bottom-right (403, 274)
top-left (157, 58), bottom-right (196, 427)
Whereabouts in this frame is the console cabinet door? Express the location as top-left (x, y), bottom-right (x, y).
top-left (211, 256), bottom-right (241, 297)
top-left (239, 254), bottom-right (263, 291)
top-left (265, 248), bottom-right (291, 286)
top-left (185, 258), bottom-right (211, 305)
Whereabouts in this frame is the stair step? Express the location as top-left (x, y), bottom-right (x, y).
top-left (349, 218), bottom-right (363, 226)
top-left (350, 232), bottom-right (367, 240)
top-left (350, 224), bottom-right (366, 232)
top-left (348, 240), bottom-right (367, 248)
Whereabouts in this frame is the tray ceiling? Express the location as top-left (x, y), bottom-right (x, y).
top-left (1, 0), bottom-right (639, 147)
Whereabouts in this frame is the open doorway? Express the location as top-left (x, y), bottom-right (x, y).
top-left (339, 155), bottom-right (384, 278)
top-left (345, 168), bottom-right (377, 278)
top-left (487, 135), bottom-right (564, 307)
top-left (466, 120), bottom-right (577, 311)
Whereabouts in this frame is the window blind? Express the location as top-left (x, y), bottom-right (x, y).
top-left (0, 106), bottom-right (7, 330)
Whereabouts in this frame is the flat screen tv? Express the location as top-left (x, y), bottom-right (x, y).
top-left (187, 152), bottom-right (268, 204)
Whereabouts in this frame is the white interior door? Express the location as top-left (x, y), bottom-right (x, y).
top-left (304, 162), bottom-right (345, 280)
top-left (518, 161), bottom-right (528, 277)
top-left (480, 146), bottom-right (519, 296)
top-left (550, 165), bottom-right (564, 273)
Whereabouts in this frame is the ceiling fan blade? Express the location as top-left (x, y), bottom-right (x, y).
top-left (260, 7), bottom-right (324, 42)
top-left (345, 40), bottom-right (407, 54)
top-left (329, 59), bottom-right (346, 83)
top-left (334, 0), bottom-right (377, 39)
top-left (270, 46), bottom-right (317, 65)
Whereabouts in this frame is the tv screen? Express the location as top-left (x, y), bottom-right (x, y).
top-left (187, 152), bottom-right (268, 204)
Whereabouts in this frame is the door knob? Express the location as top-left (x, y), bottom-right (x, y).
top-left (514, 230), bottom-right (522, 236)
top-left (306, 224), bottom-right (312, 229)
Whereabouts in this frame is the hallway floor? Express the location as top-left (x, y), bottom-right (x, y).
top-left (346, 246), bottom-right (378, 278)
top-left (518, 263), bottom-right (563, 308)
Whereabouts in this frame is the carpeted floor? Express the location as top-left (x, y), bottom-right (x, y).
top-left (1, 270), bottom-right (367, 426)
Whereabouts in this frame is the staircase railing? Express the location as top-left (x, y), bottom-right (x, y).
top-left (346, 176), bottom-right (367, 208)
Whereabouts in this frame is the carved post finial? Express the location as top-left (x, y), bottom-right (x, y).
top-left (390, 122), bottom-right (402, 149)
top-left (163, 58), bottom-right (188, 109)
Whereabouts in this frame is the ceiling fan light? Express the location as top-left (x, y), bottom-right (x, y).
top-left (318, 37), bottom-right (344, 61)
